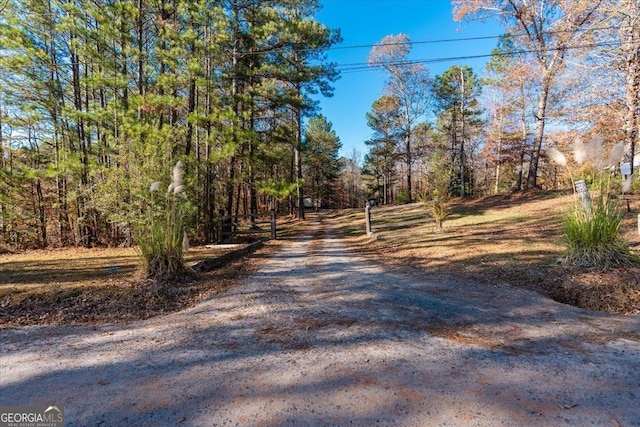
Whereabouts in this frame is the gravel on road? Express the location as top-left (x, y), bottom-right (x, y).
top-left (1, 215), bottom-right (639, 426)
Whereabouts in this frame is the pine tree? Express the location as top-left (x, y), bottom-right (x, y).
top-left (434, 66), bottom-right (484, 198)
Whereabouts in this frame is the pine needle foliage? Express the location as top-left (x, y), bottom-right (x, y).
top-left (430, 189), bottom-right (448, 231)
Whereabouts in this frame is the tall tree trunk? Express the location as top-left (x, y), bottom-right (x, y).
top-left (249, 109), bottom-right (258, 228)
top-left (137, 0), bottom-right (145, 97)
top-left (69, 23), bottom-right (93, 246)
top-left (526, 75), bottom-right (551, 190)
top-left (226, 0), bottom-right (241, 218)
top-left (622, 0), bottom-right (640, 175)
top-left (295, 137), bottom-right (305, 219)
top-left (459, 68), bottom-right (466, 198)
top-left (448, 118), bottom-right (458, 195)
top-left (34, 179), bottom-right (47, 248)
top-left (494, 130), bottom-right (502, 194)
top-left (515, 84), bottom-right (528, 192)
top-left (405, 131), bottom-right (412, 203)
top-left (0, 108), bottom-right (4, 171)
top-left (185, 76), bottom-right (197, 156)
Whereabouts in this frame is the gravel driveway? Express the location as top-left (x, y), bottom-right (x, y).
top-left (1, 215), bottom-right (639, 426)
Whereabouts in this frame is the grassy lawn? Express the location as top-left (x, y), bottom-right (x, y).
top-left (2, 196), bottom-right (638, 328)
top-left (0, 245), bottom-right (247, 292)
top-left (332, 191), bottom-right (640, 315)
top-left (0, 217), bottom-right (302, 328)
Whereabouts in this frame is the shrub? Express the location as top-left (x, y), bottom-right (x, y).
top-left (562, 192), bottom-right (635, 268)
top-left (136, 161), bottom-right (195, 281)
top-left (549, 137), bottom-right (638, 269)
top-left (430, 189), bottom-right (448, 231)
top-left (396, 189), bottom-right (410, 205)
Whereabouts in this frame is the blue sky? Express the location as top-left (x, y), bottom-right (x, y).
top-left (314, 0), bottom-right (504, 160)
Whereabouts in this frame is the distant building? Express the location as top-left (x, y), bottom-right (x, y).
top-left (303, 197), bottom-right (322, 210)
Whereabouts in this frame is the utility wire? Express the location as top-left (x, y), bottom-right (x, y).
top-left (1, 39), bottom-right (629, 73)
top-left (0, 25), bottom-right (630, 72)
top-left (235, 25), bottom-right (631, 56)
top-left (338, 39), bottom-right (630, 74)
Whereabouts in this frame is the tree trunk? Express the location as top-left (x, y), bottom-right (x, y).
top-left (459, 68), bottom-right (466, 198)
top-left (405, 131), bottom-right (412, 203)
top-left (185, 76), bottom-right (197, 156)
top-left (137, 0), bottom-right (145, 97)
top-left (295, 135), bottom-right (305, 220)
top-left (69, 25), bottom-right (93, 246)
top-left (622, 0), bottom-right (640, 175)
top-left (227, 1), bottom-right (241, 218)
top-left (526, 76), bottom-right (551, 190)
top-left (494, 138), bottom-right (502, 194)
top-left (515, 84), bottom-right (528, 192)
top-left (34, 179), bottom-right (47, 248)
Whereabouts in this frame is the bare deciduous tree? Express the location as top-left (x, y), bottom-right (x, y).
top-left (454, 0), bottom-right (606, 190)
top-left (368, 34), bottom-right (433, 203)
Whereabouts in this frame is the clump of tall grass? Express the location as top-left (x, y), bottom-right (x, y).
top-left (137, 161), bottom-right (195, 281)
top-left (561, 192), bottom-right (634, 268)
top-left (549, 137), bottom-right (637, 268)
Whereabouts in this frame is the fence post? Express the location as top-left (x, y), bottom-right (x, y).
top-left (216, 209), bottom-right (224, 244)
top-left (271, 210), bottom-right (277, 240)
top-left (216, 215), bottom-right (221, 244)
top-left (365, 203), bottom-right (371, 236)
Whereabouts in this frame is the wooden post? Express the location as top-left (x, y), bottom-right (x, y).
top-left (574, 180), bottom-right (592, 214)
top-left (365, 203), bottom-right (371, 236)
top-left (271, 210), bottom-right (277, 240)
top-left (216, 209), bottom-right (224, 244)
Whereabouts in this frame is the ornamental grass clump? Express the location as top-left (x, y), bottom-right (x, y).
top-left (561, 192), bottom-right (634, 268)
top-left (137, 161), bottom-right (194, 281)
top-left (549, 137), bottom-right (638, 268)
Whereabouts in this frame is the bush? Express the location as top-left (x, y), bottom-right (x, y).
top-left (430, 189), bottom-right (448, 231)
top-left (548, 137), bottom-right (638, 269)
top-left (136, 161), bottom-right (195, 281)
top-left (562, 193), bottom-right (635, 268)
top-left (396, 189), bottom-right (410, 205)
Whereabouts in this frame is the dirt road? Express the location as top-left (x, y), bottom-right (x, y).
top-left (1, 215), bottom-right (639, 426)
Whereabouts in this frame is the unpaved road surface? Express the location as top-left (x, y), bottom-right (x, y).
top-left (1, 216), bottom-right (640, 426)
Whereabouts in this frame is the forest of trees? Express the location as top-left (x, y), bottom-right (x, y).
top-left (1, 0), bottom-right (638, 251)
top-left (363, 0), bottom-right (639, 204)
top-left (0, 0), bottom-right (344, 250)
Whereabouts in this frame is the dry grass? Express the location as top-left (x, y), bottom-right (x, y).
top-left (331, 191), bottom-right (640, 315)
top-left (0, 215), bottom-right (302, 328)
top-left (3, 200), bottom-right (639, 328)
top-left (0, 245), bottom-right (249, 292)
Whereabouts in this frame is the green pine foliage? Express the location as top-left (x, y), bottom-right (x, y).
top-left (302, 115), bottom-right (342, 207)
top-left (430, 189), bottom-right (448, 231)
top-left (0, 0), bottom-right (340, 251)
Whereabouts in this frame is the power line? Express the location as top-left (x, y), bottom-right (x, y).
top-left (0, 24), bottom-right (630, 73)
top-left (235, 24), bottom-right (630, 56)
top-left (1, 39), bottom-right (629, 74)
top-left (337, 40), bottom-right (631, 74)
